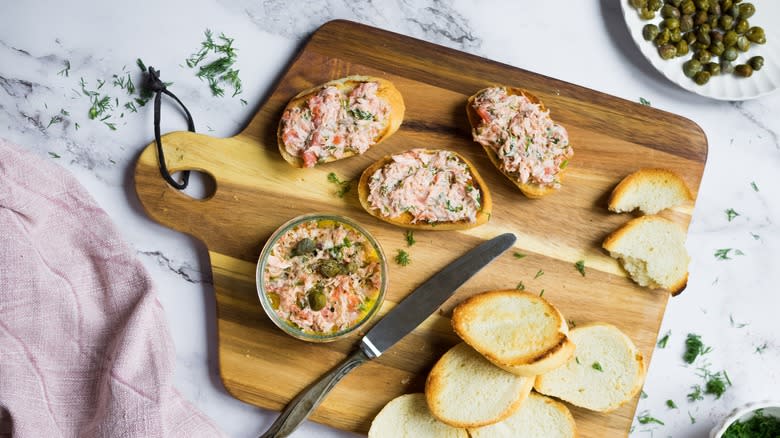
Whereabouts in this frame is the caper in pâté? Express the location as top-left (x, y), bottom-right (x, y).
top-left (630, 0), bottom-right (647, 8)
top-left (705, 62), bottom-right (721, 75)
top-left (721, 46), bottom-right (738, 61)
top-left (748, 55), bottom-right (764, 71)
top-left (643, 24), bottom-right (660, 41)
top-left (640, 7), bottom-right (656, 19)
top-left (694, 10), bottom-right (708, 25)
top-left (680, 14), bottom-right (694, 31)
top-left (710, 41), bottom-right (725, 56)
top-left (694, 70), bottom-right (711, 85)
top-left (683, 59), bottom-right (703, 77)
top-left (739, 2), bottom-right (755, 18)
top-left (719, 15), bottom-right (734, 30)
top-left (734, 18), bottom-right (749, 34)
top-left (736, 35), bottom-right (751, 51)
top-left (307, 286), bottom-right (327, 311)
top-left (723, 30), bottom-right (738, 46)
top-left (694, 0), bottom-right (709, 10)
top-left (745, 26), bottom-right (766, 44)
top-left (676, 40), bottom-right (690, 55)
top-left (662, 4), bottom-right (681, 18)
top-left (655, 28), bottom-right (672, 46)
top-left (681, 0), bottom-right (696, 14)
top-left (292, 238), bottom-right (316, 256)
top-left (649, 0), bottom-right (663, 10)
top-left (344, 260), bottom-right (359, 274)
top-left (695, 49), bottom-right (712, 62)
top-left (663, 17), bottom-right (681, 30)
top-left (720, 60), bottom-right (735, 74)
top-left (658, 44), bottom-right (678, 59)
top-left (735, 63), bottom-right (753, 77)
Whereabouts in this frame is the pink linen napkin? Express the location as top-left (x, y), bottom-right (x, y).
top-left (0, 139), bottom-right (226, 438)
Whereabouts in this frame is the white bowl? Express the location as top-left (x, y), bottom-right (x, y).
top-left (710, 400), bottom-right (780, 438)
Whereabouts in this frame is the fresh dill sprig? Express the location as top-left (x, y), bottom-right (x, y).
top-left (688, 385), bottom-right (704, 401)
top-left (714, 248), bottom-right (743, 260)
top-left (637, 412), bottom-right (664, 425)
top-left (186, 29), bottom-right (243, 98)
top-left (395, 249), bottom-right (410, 266)
top-left (683, 333), bottom-right (711, 364)
top-left (405, 230), bottom-right (415, 247)
top-left (327, 172), bottom-right (351, 198)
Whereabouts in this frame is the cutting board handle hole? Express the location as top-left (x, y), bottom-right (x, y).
top-left (175, 170), bottom-right (217, 201)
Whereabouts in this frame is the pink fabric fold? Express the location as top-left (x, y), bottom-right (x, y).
top-left (0, 139), bottom-right (225, 438)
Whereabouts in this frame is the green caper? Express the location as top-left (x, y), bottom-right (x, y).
top-left (685, 31), bottom-right (698, 44)
top-left (719, 15), bottom-right (735, 30)
top-left (669, 0), bottom-right (683, 6)
top-left (745, 26), bottom-right (766, 44)
top-left (649, 0), bottom-right (664, 10)
top-left (643, 24), bottom-right (661, 41)
top-left (710, 41), bottom-right (725, 56)
top-left (676, 40), bottom-right (690, 55)
top-left (630, 0), bottom-right (648, 8)
top-left (694, 0), bottom-right (709, 10)
top-left (681, 0), bottom-right (696, 14)
top-left (307, 287), bottom-right (327, 311)
top-left (683, 59), bottom-right (703, 77)
top-left (720, 60), bottom-right (735, 74)
top-left (739, 2), bottom-right (755, 18)
top-left (735, 18), bottom-right (749, 34)
top-left (658, 44), bottom-right (678, 59)
top-left (723, 30), bottom-right (739, 46)
top-left (748, 55), bottom-right (764, 71)
top-left (699, 23), bottom-right (712, 34)
top-left (663, 17), bottom-right (681, 30)
top-left (697, 29), bottom-right (711, 45)
top-left (268, 292), bottom-right (281, 309)
top-left (736, 35), bottom-right (751, 51)
top-left (680, 14), bottom-right (694, 31)
top-left (670, 28), bottom-right (682, 42)
top-left (655, 28), bottom-right (672, 46)
top-left (708, 2), bottom-right (721, 14)
top-left (705, 62), bottom-right (721, 75)
top-left (735, 63), bottom-right (753, 77)
top-left (695, 49), bottom-right (712, 62)
top-left (292, 238), bottom-right (316, 256)
top-left (694, 10), bottom-right (709, 24)
top-left (721, 0), bottom-right (733, 11)
top-left (694, 70), bottom-right (712, 85)
top-left (640, 7), bottom-right (656, 19)
top-left (661, 4), bottom-right (681, 18)
top-left (711, 30), bottom-right (724, 43)
top-left (344, 260), bottom-right (359, 274)
top-left (726, 5), bottom-right (740, 18)
top-left (707, 14), bottom-right (718, 28)
top-left (721, 46), bottom-right (738, 61)
top-left (318, 259), bottom-right (343, 278)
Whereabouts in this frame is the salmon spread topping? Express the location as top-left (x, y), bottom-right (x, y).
top-left (280, 82), bottom-right (390, 168)
top-left (263, 219), bottom-right (382, 334)
top-left (472, 87), bottom-right (573, 188)
top-left (367, 149), bottom-right (482, 224)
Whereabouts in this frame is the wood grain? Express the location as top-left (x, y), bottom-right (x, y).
top-left (133, 20), bottom-right (708, 437)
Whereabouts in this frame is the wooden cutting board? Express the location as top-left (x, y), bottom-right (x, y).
top-left (134, 20), bottom-right (708, 437)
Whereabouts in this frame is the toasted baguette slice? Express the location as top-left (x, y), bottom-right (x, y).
top-left (466, 86), bottom-right (572, 199)
top-left (368, 393), bottom-right (467, 438)
top-left (278, 75), bottom-right (404, 168)
top-left (468, 392), bottom-right (577, 438)
top-left (534, 323), bottom-right (646, 413)
top-left (452, 290), bottom-right (575, 377)
top-left (357, 149), bottom-right (492, 230)
top-left (608, 168), bottom-right (693, 214)
top-left (602, 215), bottom-right (689, 295)
top-left (426, 343), bottom-right (534, 428)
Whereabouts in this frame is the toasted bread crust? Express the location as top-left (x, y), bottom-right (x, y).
top-left (357, 149), bottom-right (493, 230)
top-left (608, 168), bottom-right (693, 214)
top-left (277, 75), bottom-right (405, 168)
top-left (452, 290), bottom-right (574, 374)
top-left (466, 86), bottom-right (570, 199)
top-left (602, 215), bottom-right (688, 295)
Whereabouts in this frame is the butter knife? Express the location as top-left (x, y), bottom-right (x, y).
top-left (259, 232), bottom-right (516, 438)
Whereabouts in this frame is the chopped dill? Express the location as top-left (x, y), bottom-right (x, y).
top-left (575, 259), bottom-right (586, 276)
top-left (405, 230), bottom-right (415, 247)
top-left (395, 249), bottom-right (410, 267)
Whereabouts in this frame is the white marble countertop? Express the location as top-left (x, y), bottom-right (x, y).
top-left (2, 1), bottom-right (779, 437)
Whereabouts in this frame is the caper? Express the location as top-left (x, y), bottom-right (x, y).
top-left (670, 28), bottom-right (683, 42)
top-left (721, 0), bottom-right (733, 11)
top-left (680, 14), bottom-right (694, 31)
top-left (722, 46), bottom-right (738, 61)
top-left (697, 30), bottom-right (711, 46)
top-left (683, 59), bottom-right (704, 77)
top-left (708, 2), bottom-right (721, 14)
top-left (736, 35), bottom-right (750, 51)
top-left (344, 260), bottom-right (359, 274)
top-left (640, 7), bottom-right (656, 19)
top-left (649, 0), bottom-right (664, 10)
top-left (723, 30), bottom-right (738, 46)
top-left (699, 23), bottom-right (712, 34)
top-left (705, 62), bottom-right (721, 75)
top-left (695, 49), bottom-right (712, 63)
top-left (685, 31), bottom-right (698, 44)
top-left (735, 63), bottom-right (753, 77)
top-left (307, 287), bottom-right (327, 311)
top-left (643, 24), bottom-right (661, 41)
top-left (630, 0), bottom-right (648, 8)
top-left (694, 70), bottom-right (712, 85)
top-left (711, 30), bottom-right (724, 43)
top-left (318, 259), bottom-right (343, 278)
top-left (720, 60), bottom-right (735, 74)
top-left (669, 0), bottom-right (683, 6)
top-left (681, 0), bottom-right (696, 14)
top-left (739, 2), bottom-right (755, 18)
top-left (694, 0), bottom-right (709, 10)
top-left (719, 14), bottom-right (734, 30)
top-left (268, 292), bottom-right (281, 309)
top-left (735, 18), bottom-right (749, 34)
top-left (726, 5), bottom-right (740, 18)
top-left (663, 17), bottom-right (681, 30)
top-left (658, 44), bottom-right (678, 59)
top-left (710, 41), bottom-right (725, 56)
top-left (694, 10), bottom-right (709, 25)
top-left (748, 55), bottom-right (764, 71)
top-left (745, 26), bottom-right (766, 44)
top-left (673, 40), bottom-right (688, 56)
top-left (292, 238), bottom-right (316, 256)
top-left (661, 4), bottom-right (681, 18)
top-left (655, 28), bottom-right (672, 46)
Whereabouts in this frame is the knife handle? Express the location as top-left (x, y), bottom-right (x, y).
top-left (259, 348), bottom-right (369, 438)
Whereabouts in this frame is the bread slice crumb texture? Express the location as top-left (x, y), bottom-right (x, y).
top-left (608, 168), bottom-right (692, 215)
top-left (368, 393), bottom-right (467, 438)
top-left (425, 343), bottom-right (533, 428)
top-left (468, 392), bottom-right (577, 438)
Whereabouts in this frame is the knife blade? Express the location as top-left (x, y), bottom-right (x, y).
top-left (260, 232), bottom-right (516, 438)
